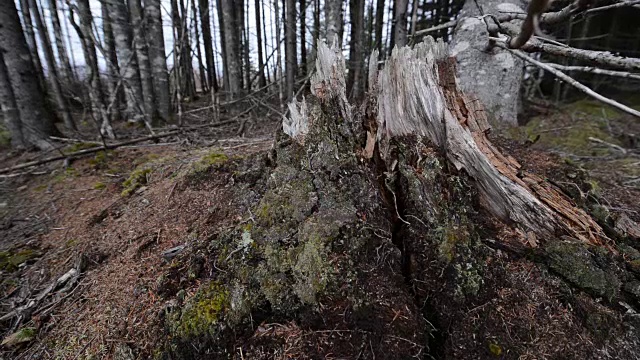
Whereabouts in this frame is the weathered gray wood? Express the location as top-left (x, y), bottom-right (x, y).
top-left (373, 37), bottom-right (605, 246)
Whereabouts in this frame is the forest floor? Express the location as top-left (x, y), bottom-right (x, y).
top-left (0, 95), bottom-right (639, 359)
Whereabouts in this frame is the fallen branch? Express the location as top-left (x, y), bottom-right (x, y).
top-left (547, 64), bottom-right (640, 81)
top-left (588, 137), bottom-right (628, 154)
top-left (412, 19), bottom-right (458, 37)
top-left (585, 0), bottom-right (640, 14)
top-left (493, 40), bottom-right (640, 119)
top-left (520, 40), bottom-right (640, 71)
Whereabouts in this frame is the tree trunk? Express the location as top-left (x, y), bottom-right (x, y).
top-left (73, 0), bottom-right (114, 139)
top-left (274, 0), bottom-right (283, 105)
top-left (128, 0), bottom-right (158, 125)
top-left (243, 0), bottom-right (251, 91)
top-left (101, 3), bottom-right (123, 123)
top-left (308, 0), bottom-right (319, 74)
top-left (18, 0), bottom-right (45, 90)
top-left (450, 0), bottom-right (523, 126)
top-left (198, 0), bottom-right (219, 91)
top-left (0, 0), bottom-right (58, 149)
top-left (375, 0), bottom-right (385, 55)
top-left (178, 0), bottom-right (196, 98)
top-left (299, 0), bottom-right (306, 77)
top-left (191, 0), bottom-right (208, 93)
top-left (220, 0), bottom-right (242, 96)
top-left (145, 0), bottom-right (171, 122)
top-left (285, 0), bottom-right (296, 99)
top-left (105, 0), bottom-right (147, 127)
top-left (254, 0), bottom-right (267, 88)
top-left (324, 0), bottom-right (343, 45)
top-left (0, 51), bottom-right (25, 149)
top-left (235, 0), bottom-right (245, 87)
top-left (392, 0), bottom-right (408, 48)
top-left (216, 0), bottom-right (229, 91)
top-left (47, 0), bottom-right (74, 82)
top-left (28, 0), bottom-right (76, 131)
top-left (347, 0), bottom-right (365, 100)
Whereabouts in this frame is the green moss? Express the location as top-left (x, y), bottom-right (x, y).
top-left (0, 249), bottom-right (37, 272)
top-left (121, 167), bottom-right (152, 197)
top-left (67, 142), bottom-right (99, 152)
top-left (0, 124), bottom-right (10, 147)
top-left (93, 182), bottom-right (106, 190)
top-left (189, 150), bottom-right (229, 176)
top-left (565, 99), bottom-right (621, 118)
top-left (546, 241), bottom-right (619, 299)
top-left (88, 151), bottom-right (112, 169)
top-left (15, 327), bottom-right (35, 341)
top-left (172, 282), bottom-right (229, 338)
top-left (34, 184), bottom-right (48, 192)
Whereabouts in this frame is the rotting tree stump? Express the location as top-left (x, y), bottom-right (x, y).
top-left (162, 39), bottom-right (640, 359)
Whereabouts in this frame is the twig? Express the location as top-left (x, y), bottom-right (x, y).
top-left (493, 40), bottom-right (640, 119)
top-left (547, 64), bottom-right (640, 81)
top-left (588, 137), bottom-right (627, 154)
top-left (585, 0), bottom-right (640, 14)
top-left (412, 19), bottom-right (458, 37)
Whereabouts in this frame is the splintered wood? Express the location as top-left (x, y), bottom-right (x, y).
top-left (373, 37), bottom-right (606, 247)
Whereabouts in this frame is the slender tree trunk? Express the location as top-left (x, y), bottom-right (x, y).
top-left (243, 0), bottom-right (251, 91)
top-left (178, 0), bottom-right (196, 98)
top-left (375, 0), bottom-right (385, 55)
top-left (274, 0), bottom-right (283, 105)
top-left (0, 0), bottom-right (58, 149)
top-left (261, 0), bottom-right (271, 82)
top-left (255, 0), bottom-right (267, 88)
top-left (393, 0), bottom-right (409, 48)
top-left (325, 0), bottom-right (343, 45)
top-left (104, 0), bottom-right (147, 126)
top-left (216, 0), bottom-right (229, 90)
top-left (198, 0), bottom-right (218, 91)
top-left (299, 0), bottom-right (306, 77)
top-left (145, 0), bottom-right (171, 122)
top-left (285, 0), bottom-right (296, 99)
top-left (0, 52), bottom-right (25, 149)
top-left (101, 3), bottom-right (123, 122)
top-left (28, 0), bottom-right (76, 131)
top-left (308, 0), bottom-right (319, 74)
top-left (129, 0), bottom-right (158, 124)
top-left (191, 0), bottom-right (208, 92)
top-left (47, 0), bottom-right (74, 82)
top-left (18, 0), bottom-right (45, 90)
top-left (347, 0), bottom-right (365, 100)
top-left (73, 0), bottom-right (114, 138)
top-left (220, 0), bottom-right (242, 95)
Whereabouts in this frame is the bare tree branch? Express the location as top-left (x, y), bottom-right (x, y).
top-left (547, 64), bottom-right (640, 81)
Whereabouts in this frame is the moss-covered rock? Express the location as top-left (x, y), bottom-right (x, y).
top-left (121, 167), bottom-right (152, 197)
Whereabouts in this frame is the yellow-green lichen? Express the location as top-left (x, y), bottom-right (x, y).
top-left (172, 282), bottom-right (229, 338)
top-left (121, 167), bottom-right (152, 196)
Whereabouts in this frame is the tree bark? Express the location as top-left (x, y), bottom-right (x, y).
top-left (101, 3), bottom-right (123, 123)
top-left (47, 0), bottom-right (75, 82)
top-left (198, 0), bottom-right (219, 91)
top-left (325, 0), bottom-right (343, 45)
top-left (220, 0), bottom-right (242, 96)
top-left (105, 0), bottom-right (147, 126)
top-left (299, 0), bottom-right (306, 77)
top-left (392, 0), bottom-right (409, 48)
top-left (73, 0), bottom-right (114, 139)
top-left (255, 0), bottom-right (267, 88)
top-left (347, 0), bottom-right (365, 100)
top-left (285, 0), bottom-right (296, 99)
top-left (18, 0), bottom-right (46, 90)
top-left (0, 51), bottom-right (25, 149)
top-left (216, 0), bottom-right (229, 91)
top-left (0, 0), bottom-right (58, 149)
top-left (145, 0), bottom-right (171, 122)
top-left (243, 0), bottom-right (251, 91)
top-left (28, 0), bottom-right (76, 131)
top-left (191, 0), bottom-right (208, 93)
top-left (128, 0), bottom-right (158, 124)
